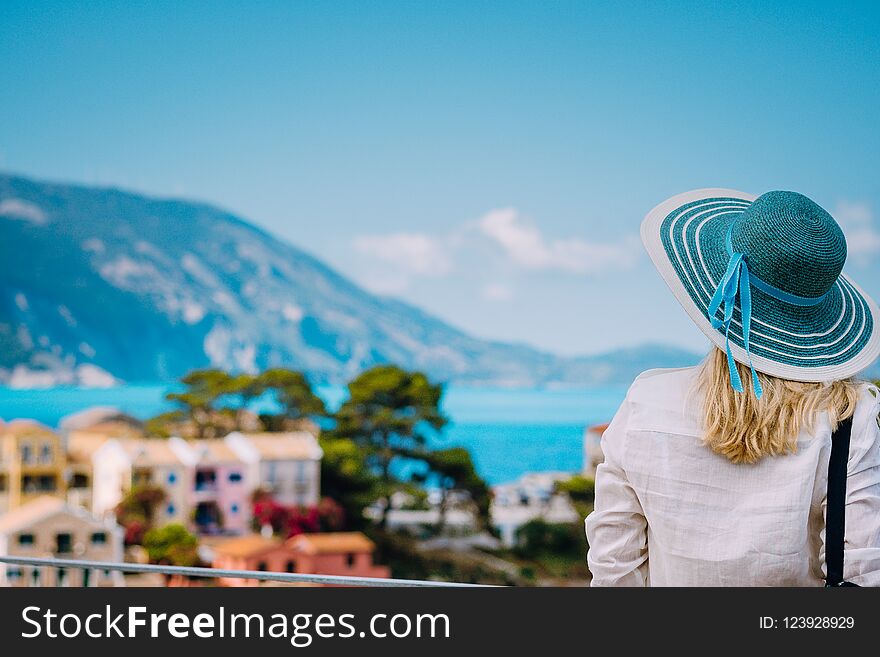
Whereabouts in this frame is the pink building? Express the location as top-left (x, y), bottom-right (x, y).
top-left (212, 531), bottom-right (391, 586)
top-left (169, 438), bottom-right (251, 535)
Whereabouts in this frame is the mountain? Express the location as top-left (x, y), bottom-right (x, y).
top-left (0, 173), bottom-right (700, 388)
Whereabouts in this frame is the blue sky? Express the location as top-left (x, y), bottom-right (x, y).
top-left (1, 1), bottom-right (879, 356)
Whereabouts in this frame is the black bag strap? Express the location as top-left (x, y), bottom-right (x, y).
top-left (826, 416), bottom-right (854, 587)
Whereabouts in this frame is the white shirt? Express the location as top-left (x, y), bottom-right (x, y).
top-left (585, 366), bottom-right (880, 587)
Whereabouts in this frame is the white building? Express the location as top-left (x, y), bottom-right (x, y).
top-left (490, 471), bottom-right (579, 547)
top-left (91, 438), bottom-right (190, 527)
top-left (225, 431), bottom-right (323, 507)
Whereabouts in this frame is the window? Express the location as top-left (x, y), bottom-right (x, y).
top-left (230, 503), bottom-right (239, 514)
top-left (55, 533), bottom-right (73, 554)
top-left (23, 475), bottom-right (57, 493)
top-left (228, 472), bottom-right (243, 483)
top-left (7, 567), bottom-right (22, 581)
top-left (91, 532), bottom-right (107, 545)
top-left (31, 569), bottom-right (40, 587)
top-left (285, 560), bottom-right (296, 573)
top-left (166, 504), bottom-right (176, 516)
top-left (71, 473), bottom-right (89, 489)
top-left (195, 470), bottom-right (217, 491)
top-left (56, 567), bottom-right (67, 587)
top-left (167, 472), bottom-right (177, 484)
top-left (40, 443), bottom-right (52, 464)
top-left (346, 553), bottom-right (356, 568)
top-left (257, 561), bottom-right (267, 572)
top-left (17, 533), bottom-right (35, 547)
top-left (21, 444), bottom-right (32, 464)
top-left (0, 474), bottom-right (6, 492)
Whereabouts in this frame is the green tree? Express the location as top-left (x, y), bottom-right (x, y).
top-left (556, 475), bottom-right (595, 518)
top-left (426, 447), bottom-right (490, 533)
top-left (259, 368), bottom-right (326, 430)
top-left (333, 365), bottom-right (447, 528)
top-left (514, 519), bottom-right (584, 559)
top-left (143, 523), bottom-right (200, 567)
top-left (165, 368), bottom-right (234, 437)
top-left (224, 373), bottom-right (266, 429)
top-left (318, 435), bottom-right (380, 530)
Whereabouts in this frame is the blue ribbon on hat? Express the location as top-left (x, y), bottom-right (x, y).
top-left (709, 226), bottom-right (831, 399)
top-left (708, 250), bottom-right (763, 399)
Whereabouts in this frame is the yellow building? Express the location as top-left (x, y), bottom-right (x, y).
top-left (0, 420), bottom-right (67, 513)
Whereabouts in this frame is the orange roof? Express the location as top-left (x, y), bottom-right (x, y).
top-left (212, 534), bottom-right (282, 558)
top-left (588, 423), bottom-right (610, 434)
top-left (287, 532), bottom-right (375, 555)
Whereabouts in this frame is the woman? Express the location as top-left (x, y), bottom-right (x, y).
top-left (586, 189), bottom-right (880, 586)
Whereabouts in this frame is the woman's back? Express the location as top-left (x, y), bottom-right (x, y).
top-left (585, 366), bottom-right (880, 586)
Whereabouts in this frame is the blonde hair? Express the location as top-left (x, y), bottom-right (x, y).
top-left (697, 348), bottom-right (862, 464)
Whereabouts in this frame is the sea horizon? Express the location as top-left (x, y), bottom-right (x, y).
top-left (0, 382), bottom-right (628, 485)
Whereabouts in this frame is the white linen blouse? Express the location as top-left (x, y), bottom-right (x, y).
top-left (585, 366), bottom-right (880, 586)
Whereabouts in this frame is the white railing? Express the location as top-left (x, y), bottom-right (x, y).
top-left (0, 555), bottom-right (493, 588)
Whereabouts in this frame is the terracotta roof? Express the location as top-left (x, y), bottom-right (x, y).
top-left (0, 495), bottom-right (66, 533)
top-left (287, 532), bottom-right (376, 555)
top-left (588, 423), bottom-right (610, 434)
top-left (212, 534), bottom-right (282, 558)
top-left (239, 432), bottom-right (320, 460)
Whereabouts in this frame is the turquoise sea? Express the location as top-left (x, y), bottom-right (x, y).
top-left (0, 384), bottom-right (627, 484)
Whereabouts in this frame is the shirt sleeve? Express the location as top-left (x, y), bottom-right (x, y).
top-left (585, 395), bottom-right (649, 586)
top-left (822, 386), bottom-right (880, 587)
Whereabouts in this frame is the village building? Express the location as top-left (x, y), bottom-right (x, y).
top-left (0, 421), bottom-right (66, 514)
top-left (92, 438), bottom-right (190, 527)
top-left (170, 438), bottom-right (252, 535)
top-left (211, 531), bottom-right (390, 586)
top-left (225, 431), bottom-right (322, 506)
top-left (0, 495), bottom-right (124, 587)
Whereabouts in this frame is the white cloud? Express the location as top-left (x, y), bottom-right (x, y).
top-left (354, 232), bottom-right (453, 276)
top-left (0, 198), bottom-right (48, 225)
top-left (482, 283), bottom-right (513, 301)
top-left (835, 200), bottom-right (880, 260)
top-left (282, 303), bottom-right (304, 323)
top-left (478, 208), bottom-right (639, 274)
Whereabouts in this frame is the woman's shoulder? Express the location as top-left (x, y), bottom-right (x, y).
top-left (619, 366), bottom-right (704, 435)
top-left (627, 366), bottom-right (701, 401)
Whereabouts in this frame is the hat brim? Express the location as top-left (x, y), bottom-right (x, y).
top-left (641, 188), bottom-right (880, 382)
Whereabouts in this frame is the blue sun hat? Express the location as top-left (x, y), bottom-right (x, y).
top-left (641, 189), bottom-right (880, 396)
